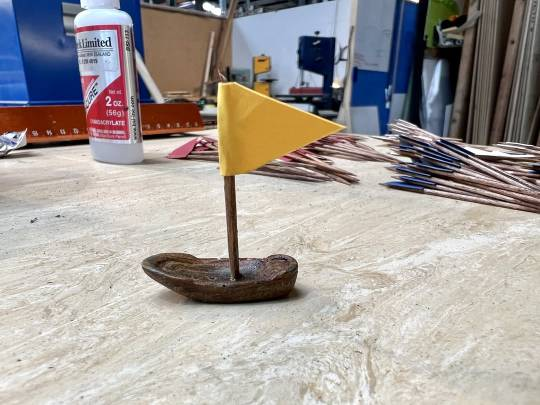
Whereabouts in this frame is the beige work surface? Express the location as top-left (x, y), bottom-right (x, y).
top-left (1, 138), bottom-right (539, 404)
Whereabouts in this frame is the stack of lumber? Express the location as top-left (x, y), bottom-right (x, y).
top-left (383, 120), bottom-right (540, 213)
top-left (450, 0), bottom-right (540, 146)
top-left (467, 0), bottom-right (514, 144)
top-left (504, 0), bottom-right (540, 146)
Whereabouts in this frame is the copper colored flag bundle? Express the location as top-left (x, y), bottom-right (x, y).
top-left (168, 136), bottom-right (360, 185)
top-left (382, 120), bottom-right (540, 214)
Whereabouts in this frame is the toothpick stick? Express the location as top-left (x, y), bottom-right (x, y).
top-left (224, 176), bottom-right (240, 280)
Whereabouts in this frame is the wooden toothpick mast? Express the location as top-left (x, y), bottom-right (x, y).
top-left (224, 175), bottom-right (240, 280)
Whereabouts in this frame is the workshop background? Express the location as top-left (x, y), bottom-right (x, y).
top-left (3, 0), bottom-right (539, 145)
top-left (1, 0), bottom-right (540, 404)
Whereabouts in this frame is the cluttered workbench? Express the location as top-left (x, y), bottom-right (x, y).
top-left (1, 136), bottom-right (539, 403)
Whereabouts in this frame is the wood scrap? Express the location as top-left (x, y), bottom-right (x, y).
top-left (471, 0), bottom-right (514, 145)
top-left (211, 0), bottom-right (239, 81)
top-left (490, 0), bottom-right (527, 144)
top-left (201, 31), bottom-right (216, 97)
top-left (527, 96), bottom-right (540, 146)
top-left (505, 0), bottom-right (540, 144)
top-left (449, 0), bottom-right (480, 140)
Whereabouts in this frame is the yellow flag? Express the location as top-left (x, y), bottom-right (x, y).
top-left (218, 82), bottom-right (345, 176)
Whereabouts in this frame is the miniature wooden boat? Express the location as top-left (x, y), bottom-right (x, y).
top-left (141, 83), bottom-right (341, 304)
top-left (142, 253), bottom-right (298, 303)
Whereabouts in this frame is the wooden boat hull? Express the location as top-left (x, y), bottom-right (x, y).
top-left (142, 253), bottom-right (298, 303)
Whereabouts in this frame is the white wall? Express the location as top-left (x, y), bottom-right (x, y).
top-left (232, 0), bottom-right (352, 95)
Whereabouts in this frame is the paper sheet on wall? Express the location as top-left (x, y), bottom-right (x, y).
top-left (353, 0), bottom-right (396, 72)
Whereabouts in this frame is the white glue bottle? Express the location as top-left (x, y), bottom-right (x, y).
top-left (74, 0), bottom-right (144, 164)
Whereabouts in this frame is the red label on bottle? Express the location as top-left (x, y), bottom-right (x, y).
top-left (75, 24), bottom-right (141, 143)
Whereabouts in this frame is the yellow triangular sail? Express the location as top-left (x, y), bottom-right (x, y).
top-left (218, 83), bottom-right (345, 176)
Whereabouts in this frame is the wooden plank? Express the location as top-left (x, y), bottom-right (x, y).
top-left (467, 0), bottom-right (515, 144)
top-left (490, 0), bottom-right (526, 144)
top-left (519, 0), bottom-right (540, 143)
top-left (482, 0), bottom-right (514, 144)
top-left (449, 1), bottom-right (479, 140)
top-left (467, 0), bottom-right (484, 144)
top-left (528, 96), bottom-right (540, 145)
top-left (486, 2), bottom-right (512, 142)
top-left (141, 6), bottom-right (227, 95)
top-left (506, 0), bottom-right (536, 142)
top-left (211, 0), bottom-right (239, 81)
top-left (0, 103), bottom-right (204, 144)
top-left (466, 1), bottom-right (482, 143)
